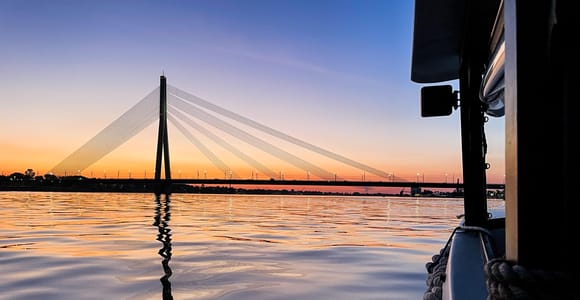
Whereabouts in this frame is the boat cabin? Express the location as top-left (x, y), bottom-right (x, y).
top-left (411, 0), bottom-right (577, 298)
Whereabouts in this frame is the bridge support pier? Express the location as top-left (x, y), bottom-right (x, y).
top-left (155, 75), bottom-right (171, 194)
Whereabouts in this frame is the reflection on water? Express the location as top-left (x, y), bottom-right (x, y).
top-left (0, 192), bottom-right (504, 299)
top-left (154, 194), bottom-right (173, 300)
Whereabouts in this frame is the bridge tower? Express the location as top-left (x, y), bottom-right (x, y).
top-left (155, 75), bottom-right (171, 193)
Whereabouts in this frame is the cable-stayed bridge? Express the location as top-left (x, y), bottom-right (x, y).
top-left (50, 76), bottom-right (503, 193)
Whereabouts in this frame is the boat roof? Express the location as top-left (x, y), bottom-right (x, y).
top-left (411, 0), bottom-right (465, 83)
top-left (411, 0), bottom-right (500, 84)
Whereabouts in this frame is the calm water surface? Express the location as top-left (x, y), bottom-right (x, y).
top-left (0, 192), bottom-right (504, 299)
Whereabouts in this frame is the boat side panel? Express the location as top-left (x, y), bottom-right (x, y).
top-left (443, 230), bottom-right (488, 300)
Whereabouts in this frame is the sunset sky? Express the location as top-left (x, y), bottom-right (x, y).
top-left (0, 0), bottom-right (505, 184)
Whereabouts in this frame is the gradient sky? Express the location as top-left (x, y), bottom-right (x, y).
top-left (0, 0), bottom-right (505, 183)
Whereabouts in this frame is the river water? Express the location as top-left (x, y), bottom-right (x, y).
top-left (0, 192), bottom-right (505, 299)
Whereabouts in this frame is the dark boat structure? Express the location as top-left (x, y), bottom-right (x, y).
top-left (411, 0), bottom-right (577, 299)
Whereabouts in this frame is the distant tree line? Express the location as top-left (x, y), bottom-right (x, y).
top-left (0, 168), bottom-right (83, 184)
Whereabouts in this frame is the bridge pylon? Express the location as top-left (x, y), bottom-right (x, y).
top-left (155, 75), bottom-right (171, 194)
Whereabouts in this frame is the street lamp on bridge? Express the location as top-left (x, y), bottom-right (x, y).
top-left (416, 172), bottom-right (424, 183)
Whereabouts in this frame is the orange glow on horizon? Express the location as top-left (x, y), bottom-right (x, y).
top-left (1, 154), bottom-right (505, 186)
top-left (1, 126), bottom-right (504, 184)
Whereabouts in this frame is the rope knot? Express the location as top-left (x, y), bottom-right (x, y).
top-left (485, 258), bottom-right (573, 299)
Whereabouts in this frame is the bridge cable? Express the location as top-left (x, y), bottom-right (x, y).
top-left (167, 114), bottom-right (236, 178)
top-left (169, 107), bottom-right (277, 179)
top-left (50, 88), bottom-right (160, 175)
top-left (168, 85), bottom-right (398, 180)
top-left (168, 95), bottom-right (334, 180)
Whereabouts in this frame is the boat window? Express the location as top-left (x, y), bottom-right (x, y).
top-left (480, 35), bottom-right (505, 117)
top-left (480, 1), bottom-right (505, 118)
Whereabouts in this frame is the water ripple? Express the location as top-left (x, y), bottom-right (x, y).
top-left (0, 192), bottom-right (504, 299)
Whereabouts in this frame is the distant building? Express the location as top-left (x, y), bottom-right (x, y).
top-left (411, 185), bottom-right (421, 196)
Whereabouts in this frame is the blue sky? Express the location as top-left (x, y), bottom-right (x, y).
top-left (0, 0), bottom-right (505, 183)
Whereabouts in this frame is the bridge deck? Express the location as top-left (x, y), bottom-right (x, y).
top-left (60, 178), bottom-right (504, 189)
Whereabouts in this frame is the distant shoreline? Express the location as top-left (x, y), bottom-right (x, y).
top-left (0, 175), bottom-right (504, 199)
top-left (0, 183), bottom-right (493, 199)
top-left (0, 184), bottom-right (418, 197)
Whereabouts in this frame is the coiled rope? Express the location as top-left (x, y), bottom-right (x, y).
top-left (485, 258), bottom-right (573, 299)
top-left (423, 226), bottom-right (574, 300)
top-left (423, 227), bottom-right (457, 300)
top-left (423, 243), bottom-right (450, 300)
